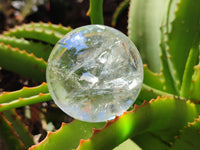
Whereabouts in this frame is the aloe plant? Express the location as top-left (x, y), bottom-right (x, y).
top-left (0, 0), bottom-right (200, 149)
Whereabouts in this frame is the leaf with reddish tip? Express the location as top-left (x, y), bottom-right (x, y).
top-left (29, 120), bottom-right (105, 150)
top-left (30, 97), bottom-right (199, 150)
top-left (77, 97), bottom-right (199, 150)
top-left (0, 113), bottom-right (25, 150)
top-left (3, 109), bottom-right (34, 148)
top-left (0, 83), bottom-right (52, 111)
top-left (0, 82), bottom-right (48, 104)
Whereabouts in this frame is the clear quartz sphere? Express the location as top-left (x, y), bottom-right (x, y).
top-left (46, 25), bottom-right (143, 122)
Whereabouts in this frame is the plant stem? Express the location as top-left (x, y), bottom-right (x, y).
top-left (88, 0), bottom-right (104, 24)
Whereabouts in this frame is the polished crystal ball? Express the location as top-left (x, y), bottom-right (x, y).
top-left (46, 25), bottom-right (143, 122)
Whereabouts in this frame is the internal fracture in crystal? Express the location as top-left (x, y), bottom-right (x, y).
top-left (46, 25), bottom-right (143, 122)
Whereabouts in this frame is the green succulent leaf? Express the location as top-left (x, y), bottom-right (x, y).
top-left (3, 23), bottom-right (71, 45)
top-left (0, 113), bottom-right (25, 150)
top-left (137, 83), bottom-right (174, 105)
top-left (143, 64), bottom-right (164, 91)
top-left (3, 109), bottom-right (34, 148)
top-left (128, 0), bottom-right (168, 73)
top-left (111, 0), bottom-right (130, 27)
top-left (0, 43), bottom-right (46, 81)
top-left (160, 24), bottom-right (179, 95)
top-left (171, 116), bottom-right (200, 150)
top-left (132, 132), bottom-right (170, 150)
top-left (180, 44), bottom-right (199, 98)
top-left (0, 83), bottom-right (51, 111)
top-left (0, 83), bottom-right (48, 103)
top-left (189, 59), bottom-right (200, 100)
top-left (24, 22), bottom-right (72, 35)
top-left (29, 97), bottom-right (199, 150)
top-left (0, 93), bottom-right (51, 112)
top-left (165, 0), bottom-right (200, 85)
top-left (3, 28), bottom-right (60, 45)
top-left (0, 35), bottom-right (52, 61)
top-left (135, 65), bottom-right (167, 104)
top-left (29, 120), bottom-right (105, 150)
top-left (88, 0), bottom-right (104, 24)
top-left (77, 97), bottom-right (199, 150)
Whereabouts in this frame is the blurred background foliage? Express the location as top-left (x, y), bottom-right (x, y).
top-left (0, 0), bottom-right (127, 32)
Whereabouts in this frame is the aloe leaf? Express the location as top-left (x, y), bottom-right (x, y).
top-left (160, 25), bottom-right (178, 94)
top-left (3, 24), bottom-right (71, 45)
top-left (137, 64), bottom-right (167, 103)
top-left (77, 97), bottom-right (199, 150)
top-left (29, 120), bottom-right (105, 150)
top-left (165, 0), bottom-right (200, 84)
top-left (189, 59), bottom-right (200, 100)
top-left (180, 44), bottom-right (199, 98)
top-left (171, 116), bottom-right (200, 150)
top-left (132, 132), bottom-right (170, 149)
top-left (30, 97), bottom-right (198, 150)
top-left (3, 109), bottom-right (34, 148)
top-left (143, 64), bottom-right (164, 91)
top-left (0, 83), bottom-right (48, 104)
top-left (0, 93), bottom-right (51, 112)
top-left (111, 0), bottom-right (130, 27)
top-left (165, 0), bottom-right (179, 32)
top-left (136, 86), bottom-right (158, 104)
top-left (137, 84), bottom-right (173, 104)
top-left (128, 0), bottom-right (168, 73)
top-left (0, 35), bottom-right (52, 61)
top-left (0, 113), bottom-right (25, 150)
top-left (0, 43), bottom-right (46, 81)
top-left (88, 0), bottom-right (104, 24)
top-left (23, 22), bottom-right (72, 35)
top-left (0, 83), bottom-right (51, 111)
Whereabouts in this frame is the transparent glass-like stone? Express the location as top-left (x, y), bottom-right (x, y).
top-left (46, 25), bottom-right (143, 122)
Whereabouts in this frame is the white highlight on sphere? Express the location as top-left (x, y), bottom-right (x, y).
top-left (46, 25), bottom-right (143, 122)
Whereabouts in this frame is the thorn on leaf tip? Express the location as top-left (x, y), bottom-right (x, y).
top-left (22, 87), bottom-right (28, 90)
top-left (2, 92), bottom-right (8, 95)
top-left (39, 93), bottom-right (45, 96)
top-left (42, 82), bottom-right (47, 85)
